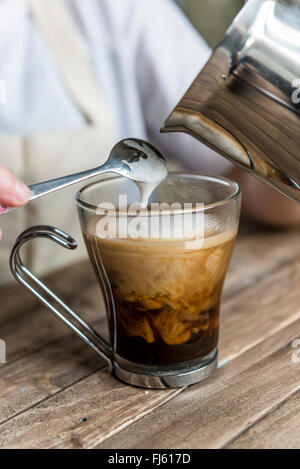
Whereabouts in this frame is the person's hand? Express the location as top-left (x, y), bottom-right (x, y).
top-left (0, 165), bottom-right (30, 239)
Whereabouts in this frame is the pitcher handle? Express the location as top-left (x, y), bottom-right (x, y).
top-left (9, 225), bottom-right (113, 372)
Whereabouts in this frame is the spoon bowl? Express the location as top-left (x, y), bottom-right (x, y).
top-left (109, 139), bottom-right (168, 184)
top-left (1, 138), bottom-right (168, 215)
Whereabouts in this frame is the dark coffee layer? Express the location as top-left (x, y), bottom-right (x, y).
top-left (115, 302), bottom-right (219, 366)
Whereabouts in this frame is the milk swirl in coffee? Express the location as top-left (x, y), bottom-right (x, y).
top-left (83, 192), bottom-right (237, 366)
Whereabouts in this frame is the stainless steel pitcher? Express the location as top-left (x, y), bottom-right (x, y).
top-left (162, 0), bottom-right (300, 202)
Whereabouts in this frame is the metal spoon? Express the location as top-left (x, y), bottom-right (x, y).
top-left (1, 138), bottom-right (168, 215)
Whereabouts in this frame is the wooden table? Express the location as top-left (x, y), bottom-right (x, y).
top-left (1, 222), bottom-right (300, 449)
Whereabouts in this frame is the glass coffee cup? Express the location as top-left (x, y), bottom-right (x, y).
top-left (10, 173), bottom-right (241, 388)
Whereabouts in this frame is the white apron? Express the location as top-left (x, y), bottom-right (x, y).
top-left (0, 0), bottom-right (114, 285)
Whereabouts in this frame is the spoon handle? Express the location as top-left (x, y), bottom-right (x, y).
top-left (29, 165), bottom-right (107, 200)
top-left (0, 164), bottom-right (108, 216)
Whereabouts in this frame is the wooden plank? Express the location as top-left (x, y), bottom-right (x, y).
top-left (0, 263), bottom-right (109, 426)
top-left (0, 373), bottom-right (181, 449)
top-left (2, 253), bottom-right (300, 448)
top-left (1, 226), bottom-right (300, 365)
top-left (0, 261), bottom-right (94, 320)
top-left (226, 392), bottom-right (300, 449)
top-left (0, 261), bottom-right (108, 363)
top-left (97, 321), bottom-right (300, 450)
top-left (0, 328), bottom-right (105, 425)
top-left (1, 314), bottom-right (299, 449)
top-left (223, 227), bottom-right (300, 298)
top-left (219, 257), bottom-right (300, 363)
top-left (1, 226), bottom-right (300, 447)
top-left (95, 254), bottom-right (300, 449)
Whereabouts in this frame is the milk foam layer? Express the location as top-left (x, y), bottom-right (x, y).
top-left (88, 212), bottom-right (238, 250)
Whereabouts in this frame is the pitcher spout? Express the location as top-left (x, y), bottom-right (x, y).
top-left (162, 0), bottom-right (300, 203)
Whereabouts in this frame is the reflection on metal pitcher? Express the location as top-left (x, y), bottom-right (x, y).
top-left (162, 0), bottom-right (300, 202)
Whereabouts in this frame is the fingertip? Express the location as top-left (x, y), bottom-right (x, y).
top-left (14, 181), bottom-right (31, 206)
top-left (0, 167), bottom-right (30, 207)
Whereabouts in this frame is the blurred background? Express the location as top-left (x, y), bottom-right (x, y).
top-left (175, 0), bottom-right (244, 48)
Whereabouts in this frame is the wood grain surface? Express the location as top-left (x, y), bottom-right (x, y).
top-left (227, 392), bottom-right (300, 449)
top-left (0, 225), bottom-right (300, 448)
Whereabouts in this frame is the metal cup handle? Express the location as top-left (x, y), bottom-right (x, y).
top-left (9, 225), bottom-right (113, 372)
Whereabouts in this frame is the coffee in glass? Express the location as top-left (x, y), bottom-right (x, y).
top-left (83, 215), bottom-right (236, 367)
top-left (78, 173), bottom-right (241, 383)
